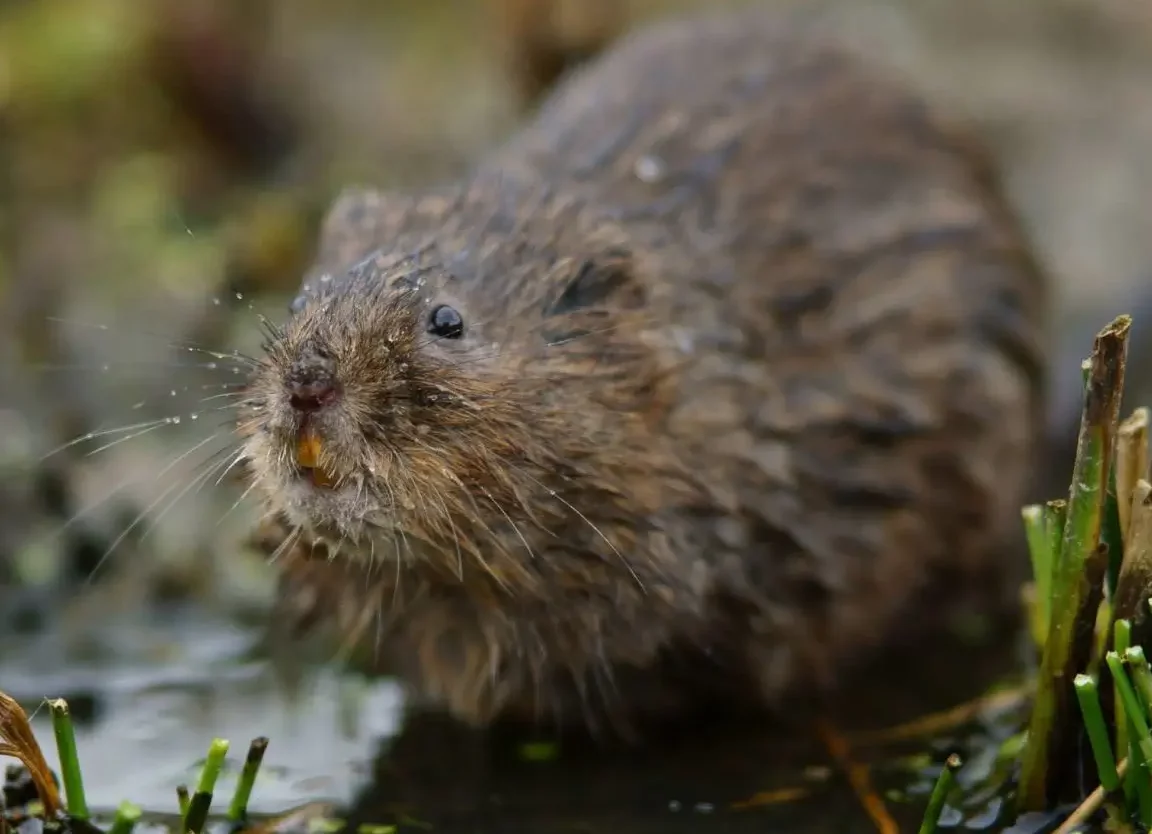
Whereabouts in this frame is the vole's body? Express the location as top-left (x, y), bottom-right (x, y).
top-left (244, 8), bottom-right (1046, 731)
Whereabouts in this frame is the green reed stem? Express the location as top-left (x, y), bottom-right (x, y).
top-left (1126, 647), bottom-right (1152, 713)
top-left (1107, 652), bottom-right (1152, 824)
top-left (176, 784), bottom-right (190, 819)
top-left (1107, 653), bottom-right (1152, 762)
top-left (183, 738), bottom-right (229, 834)
top-left (1074, 674), bottom-right (1120, 792)
top-left (918, 753), bottom-right (961, 834)
top-left (108, 801), bottom-right (141, 834)
top-left (227, 737), bottom-right (268, 823)
top-left (1023, 505), bottom-right (1052, 640)
top-left (1114, 619), bottom-right (1135, 806)
top-left (1018, 316), bottom-right (1131, 812)
top-left (1104, 464), bottom-right (1125, 596)
top-left (47, 699), bottom-right (88, 820)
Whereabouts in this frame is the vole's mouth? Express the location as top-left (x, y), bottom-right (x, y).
top-left (295, 424), bottom-right (339, 488)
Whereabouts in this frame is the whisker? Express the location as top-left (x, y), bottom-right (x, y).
top-left (212, 447), bottom-right (249, 489)
top-left (39, 424), bottom-right (226, 542)
top-left (373, 555), bottom-right (386, 661)
top-left (215, 479), bottom-right (260, 529)
top-left (266, 524), bottom-right (303, 566)
top-left (480, 485), bottom-right (536, 562)
top-left (512, 464), bottom-right (646, 593)
top-left (544, 321), bottom-right (635, 348)
top-left (197, 390), bottom-right (251, 406)
top-left (25, 360), bottom-right (250, 373)
top-left (81, 476), bottom-right (191, 586)
top-left (39, 417), bottom-right (178, 462)
top-left (134, 442), bottom-right (238, 547)
top-left (328, 532), bottom-right (348, 563)
top-left (39, 469), bottom-right (147, 543)
top-left (45, 316), bottom-right (261, 366)
top-left (152, 431), bottom-right (225, 482)
top-left (391, 523), bottom-right (405, 609)
top-left (68, 402), bottom-right (240, 460)
top-left (449, 478), bottom-right (513, 592)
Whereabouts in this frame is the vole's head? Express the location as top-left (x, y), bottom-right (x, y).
top-left (240, 184), bottom-right (676, 586)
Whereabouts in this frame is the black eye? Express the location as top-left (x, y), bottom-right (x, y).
top-left (427, 304), bottom-right (464, 339)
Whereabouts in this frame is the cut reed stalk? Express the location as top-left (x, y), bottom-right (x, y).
top-left (227, 737), bottom-right (269, 823)
top-left (1017, 315), bottom-right (1132, 811)
top-left (108, 800), bottom-right (142, 834)
top-left (183, 738), bottom-right (229, 834)
top-left (1074, 674), bottom-right (1120, 793)
top-left (917, 754), bottom-right (961, 834)
top-left (48, 699), bottom-right (88, 821)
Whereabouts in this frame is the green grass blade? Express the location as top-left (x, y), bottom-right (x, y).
top-left (1074, 674), bottom-right (1120, 792)
top-left (1114, 621), bottom-right (1137, 808)
top-left (47, 698), bottom-right (88, 821)
top-left (108, 800), bottom-right (141, 834)
top-left (183, 738), bottom-right (229, 834)
top-left (1022, 505), bottom-right (1052, 641)
top-left (1107, 653), bottom-right (1152, 762)
top-left (918, 754), bottom-right (961, 834)
top-left (1018, 316), bottom-right (1132, 812)
top-left (227, 737), bottom-right (268, 823)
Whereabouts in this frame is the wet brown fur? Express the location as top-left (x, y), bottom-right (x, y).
top-left (242, 8), bottom-right (1047, 733)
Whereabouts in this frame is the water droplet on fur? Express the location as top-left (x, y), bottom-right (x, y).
top-left (170, 390), bottom-right (177, 397)
top-left (171, 416), bottom-right (181, 424)
top-left (320, 273), bottom-right (332, 283)
top-left (235, 292), bottom-right (244, 301)
top-left (634, 155), bottom-right (665, 183)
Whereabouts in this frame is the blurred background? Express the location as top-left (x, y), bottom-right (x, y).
top-left (1, 0), bottom-right (1152, 828)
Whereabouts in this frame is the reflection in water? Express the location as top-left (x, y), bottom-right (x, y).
top-left (1, 609), bottom-right (396, 814)
top-left (0, 597), bottom-right (1029, 833)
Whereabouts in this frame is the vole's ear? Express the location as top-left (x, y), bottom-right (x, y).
top-left (544, 246), bottom-right (647, 317)
top-left (309, 187), bottom-right (413, 278)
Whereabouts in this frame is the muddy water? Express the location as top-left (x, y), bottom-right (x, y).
top-left (0, 593), bottom-right (1035, 833)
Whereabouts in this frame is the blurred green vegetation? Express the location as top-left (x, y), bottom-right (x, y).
top-left (2, 0), bottom-right (1152, 618)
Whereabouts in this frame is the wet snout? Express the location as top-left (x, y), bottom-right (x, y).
top-left (286, 343), bottom-right (341, 412)
top-left (285, 341), bottom-right (342, 488)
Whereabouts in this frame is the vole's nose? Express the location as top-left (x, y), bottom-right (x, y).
top-left (287, 346), bottom-right (340, 412)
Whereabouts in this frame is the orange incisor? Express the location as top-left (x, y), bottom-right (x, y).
top-left (296, 427), bottom-right (335, 487)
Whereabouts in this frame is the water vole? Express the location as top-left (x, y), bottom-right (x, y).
top-left (241, 7), bottom-right (1047, 731)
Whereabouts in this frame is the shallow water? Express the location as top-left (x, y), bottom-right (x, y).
top-left (0, 593), bottom-right (1039, 833)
